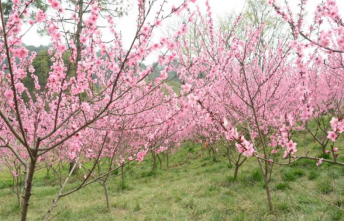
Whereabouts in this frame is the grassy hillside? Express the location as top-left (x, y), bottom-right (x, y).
top-left (0, 140), bottom-right (343, 220)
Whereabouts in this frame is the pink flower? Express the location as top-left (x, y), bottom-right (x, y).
top-left (15, 82), bottom-right (25, 93)
top-left (58, 44), bottom-right (67, 53)
top-left (17, 47), bottom-right (29, 58)
top-left (80, 36), bottom-right (87, 44)
top-left (72, 103), bottom-right (79, 111)
top-left (4, 90), bottom-right (14, 101)
top-left (236, 137), bottom-right (255, 158)
top-left (268, 159), bottom-right (273, 164)
top-left (226, 128), bottom-right (239, 141)
top-left (141, 26), bottom-right (150, 35)
top-left (286, 140), bottom-right (297, 154)
top-left (36, 10), bottom-right (46, 23)
top-left (167, 42), bottom-right (177, 50)
top-left (50, 0), bottom-right (60, 9)
top-left (187, 93), bottom-right (198, 104)
top-left (283, 150), bottom-right (288, 159)
top-left (316, 158), bottom-right (323, 167)
top-left (271, 150), bottom-right (277, 154)
top-left (327, 131), bottom-right (337, 142)
top-left (333, 148), bottom-right (338, 152)
top-left (81, 102), bottom-right (90, 112)
top-left (160, 70), bottom-right (168, 80)
top-left (223, 118), bottom-right (229, 127)
top-left (181, 83), bottom-right (192, 94)
top-left (154, 20), bottom-right (162, 27)
top-left (330, 117), bottom-right (339, 130)
top-left (103, 95), bottom-right (110, 104)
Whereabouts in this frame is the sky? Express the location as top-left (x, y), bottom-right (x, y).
top-left (22, 0), bottom-right (245, 47)
top-left (22, 0), bottom-right (344, 57)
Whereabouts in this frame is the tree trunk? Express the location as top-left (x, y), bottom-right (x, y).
top-left (212, 148), bottom-right (217, 162)
top-left (69, 161), bottom-right (78, 175)
top-left (21, 155), bottom-right (37, 221)
top-left (121, 165), bottom-right (124, 184)
top-left (103, 183), bottom-right (110, 211)
top-left (157, 154), bottom-right (162, 169)
top-left (152, 156), bottom-right (156, 170)
top-left (322, 145), bottom-right (326, 156)
top-left (166, 154), bottom-right (169, 168)
top-left (257, 158), bottom-right (274, 212)
top-left (234, 165), bottom-right (239, 180)
top-left (264, 175), bottom-right (274, 212)
top-left (16, 175), bottom-right (21, 207)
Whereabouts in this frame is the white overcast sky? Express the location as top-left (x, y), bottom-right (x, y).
top-left (22, 0), bottom-right (246, 47)
top-left (22, 0), bottom-right (344, 52)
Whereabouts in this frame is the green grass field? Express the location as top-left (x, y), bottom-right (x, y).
top-left (0, 140), bottom-right (343, 220)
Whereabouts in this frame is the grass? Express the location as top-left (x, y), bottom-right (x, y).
top-left (0, 141), bottom-right (344, 220)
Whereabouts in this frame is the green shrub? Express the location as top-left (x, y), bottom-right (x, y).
top-left (330, 209), bottom-right (343, 221)
top-left (276, 182), bottom-right (290, 191)
top-left (317, 180), bottom-right (333, 194)
top-left (281, 168), bottom-right (305, 182)
top-left (308, 171), bottom-right (319, 180)
top-left (250, 169), bottom-right (263, 183)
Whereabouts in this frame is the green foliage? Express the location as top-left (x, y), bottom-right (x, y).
top-left (330, 209), bottom-right (344, 221)
top-left (308, 171), bottom-right (319, 180)
top-left (250, 168), bottom-right (263, 183)
top-left (0, 138), bottom-right (343, 220)
top-left (281, 168), bottom-right (305, 182)
top-left (275, 182), bottom-right (290, 191)
top-left (317, 180), bottom-right (333, 194)
top-left (23, 50), bottom-right (51, 90)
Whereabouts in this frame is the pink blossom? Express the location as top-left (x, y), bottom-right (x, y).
top-left (4, 90), bottom-right (14, 101)
top-left (160, 70), bottom-right (168, 80)
top-left (50, 0), bottom-right (60, 9)
top-left (154, 20), bottom-right (162, 27)
top-left (15, 82), bottom-right (25, 93)
top-left (223, 118), bottom-right (229, 127)
top-left (81, 102), bottom-right (90, 112)
top-left (187, 93), bottom-right (198, 104)
top-left (72, 103), bottom-right (79, 111)
top-left (80, 36), bottom-right (87, 44)
top-left (17, 47), bottom-right (29, 58)
top-left (286, 140), bottom-right (297, 154)
top-left (327, 131), bottom-right (337, 142)
top-left (36, 10), bottom-right (46, 23)
top-left (58, 44), bottom-right (67, 53)
top-left (330, 117), bottom-right (339, 130)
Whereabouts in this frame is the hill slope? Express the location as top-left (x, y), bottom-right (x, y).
top-left (0, 141), bottom-right (343, 220)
